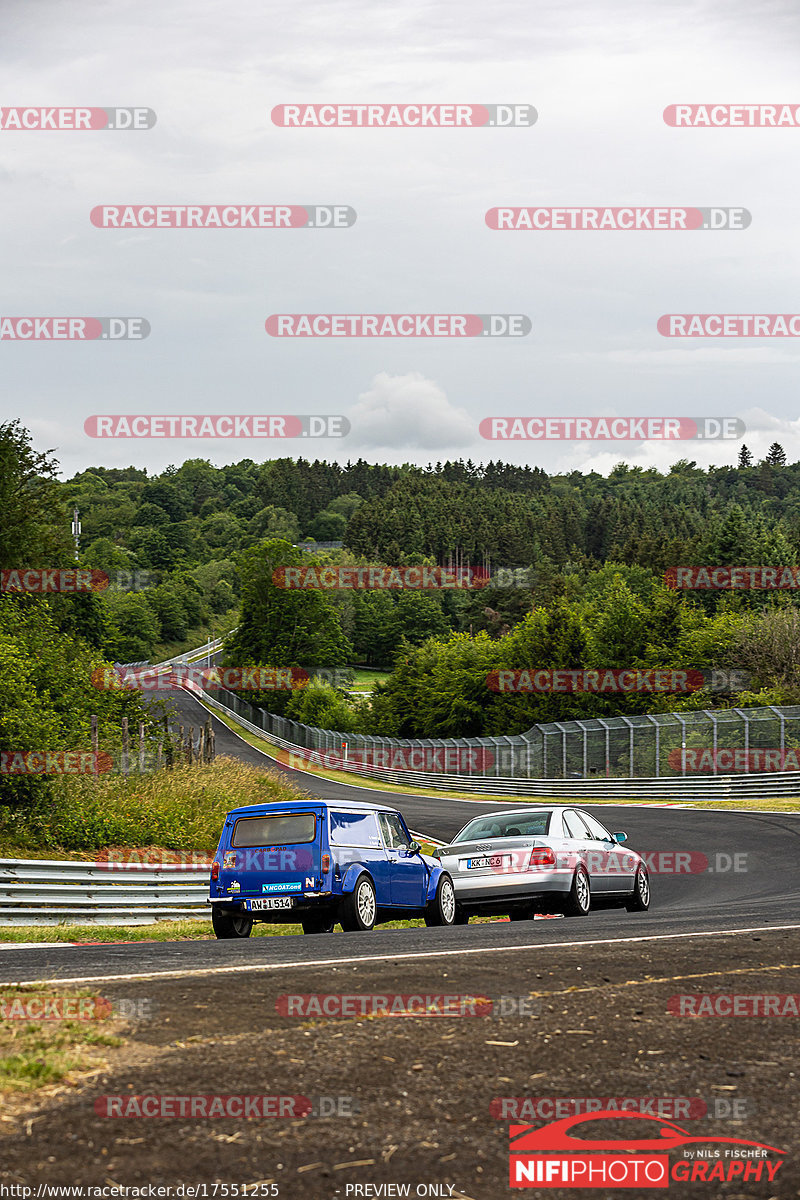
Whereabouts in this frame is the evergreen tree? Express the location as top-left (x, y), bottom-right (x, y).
top-left (764, 443), bottom-right (787, 466)
top-left (737, 444), bottom-right (753, 468)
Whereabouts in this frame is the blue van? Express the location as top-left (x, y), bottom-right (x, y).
top-left (208, 798), bottom-right (456, 937)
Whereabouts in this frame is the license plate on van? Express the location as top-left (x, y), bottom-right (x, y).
top-left (247, 897), bottom-right (294, 911)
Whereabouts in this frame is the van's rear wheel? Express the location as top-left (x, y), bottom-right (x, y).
top-left (301, 912), bottom-right (336, 934)
top-left (212, 907), bottom-right (253, 939)
top-left (339, 874), bottom-right (376, 932)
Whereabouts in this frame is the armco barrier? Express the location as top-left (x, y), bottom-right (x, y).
top-left (192, 686), bottom-right (800, 801)
top-left (0, 859), bottom-right (210, 926)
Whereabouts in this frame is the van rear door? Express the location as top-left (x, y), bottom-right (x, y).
top-left (223, 808), bottom-right (325, 898)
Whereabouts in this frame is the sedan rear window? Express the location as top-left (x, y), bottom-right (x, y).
top-left (231, 813), bottom-right (316, 847)
top-left (453, 812), bottom-right (552, 842)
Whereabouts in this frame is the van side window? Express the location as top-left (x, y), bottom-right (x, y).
top-left (379, 813), bottom-right (411, 850)
top-left (329, 811), bottom-right (381, 847)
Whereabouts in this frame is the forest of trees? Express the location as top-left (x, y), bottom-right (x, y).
top-left (3, 418), bottom-right (800, 772)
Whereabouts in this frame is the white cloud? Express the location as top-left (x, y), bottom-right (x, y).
top-left (348, 371), bottom-right (475, 450)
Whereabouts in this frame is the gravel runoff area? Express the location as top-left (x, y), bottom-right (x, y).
top-left (0, 927), bottom-right (798, 1199)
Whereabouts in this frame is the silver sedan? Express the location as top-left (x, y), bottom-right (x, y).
top-left (434, 806), bottom-right (650, 922)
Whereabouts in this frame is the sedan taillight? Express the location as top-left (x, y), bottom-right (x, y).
top-left (528, 846), bottom-right (556, 869)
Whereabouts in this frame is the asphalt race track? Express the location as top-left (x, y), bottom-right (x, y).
top-left (2, 686), bottom-right (798, 985)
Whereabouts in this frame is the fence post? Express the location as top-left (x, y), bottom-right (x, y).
top-left (139, 722), bottom-right (146, 774)
top-left (91, 714), bottom-right (99, 777)
top-left (187, 726), bottom-right (194, 765)
top-left (163, 716), bottom-right (174, 771)
top-left (121, 716), bottom-right (129, 781)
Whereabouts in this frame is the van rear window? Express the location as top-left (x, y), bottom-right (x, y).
top-left (231, 813), bottom-right (317, 847)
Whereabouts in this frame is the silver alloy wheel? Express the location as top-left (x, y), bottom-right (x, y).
top-left (357, 878), bottom-right (376, 925)
top-left (638, 868), bottom-right (650, 905)
top-left (575, 869), bottom-right (590, 911)
top-left (441, 878), bottom-right (456, 922)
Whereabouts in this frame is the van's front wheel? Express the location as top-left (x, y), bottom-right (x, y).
top-left (212, 907), bottom-right (253, 939)
top-left (339, 874), bottom-right (376, 932)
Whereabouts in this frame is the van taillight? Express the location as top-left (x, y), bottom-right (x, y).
top-left (211, 861), bottom-right (220, 880)
top-left (528, 847), bottom-right (556, 869)
top-left (321, 853), bottom-right (331, 872)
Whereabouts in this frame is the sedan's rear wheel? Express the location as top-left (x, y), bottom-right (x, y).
top-left (212, 907), bottom-right (253, 939)
top-left (560, 867), bottom-right (591, 917)
top-left (339, 874), bottom-right (376, 932)
top-left (625, 865), bottom-right (650, 912)
top-left (424, 874), bottom-right (456, 926)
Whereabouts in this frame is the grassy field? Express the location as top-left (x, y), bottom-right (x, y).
top-left (347, 668), bottom-right (391, 693)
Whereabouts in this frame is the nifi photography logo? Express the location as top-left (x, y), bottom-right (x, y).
top-left (508, 1110), bottom-right (786, 1188)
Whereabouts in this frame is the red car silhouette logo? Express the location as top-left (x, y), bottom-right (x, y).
top-left (510, 1110), bottom-right (785, 1155)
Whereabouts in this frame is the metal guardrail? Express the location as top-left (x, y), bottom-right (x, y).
top-left (0, 858), bottom-right (211, 926)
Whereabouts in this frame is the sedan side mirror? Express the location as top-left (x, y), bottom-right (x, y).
top-left (613, 831), bottom-right (627, 844)
top-left (406, 841), bottom-right (421, 856)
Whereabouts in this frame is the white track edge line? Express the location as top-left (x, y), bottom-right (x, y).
top-left (6, 923), bottom-right (800, 988)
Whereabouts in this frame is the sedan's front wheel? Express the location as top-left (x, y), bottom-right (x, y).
top-left (340, 874), bottom-right (377, 932)
top-left (560, 867), bottom-right (591, 917)
top-left (424, 874), bottom-right (456, 926)
top-left (625, 865), bottom-right (650, 912)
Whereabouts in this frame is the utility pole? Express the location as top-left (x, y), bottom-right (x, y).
top-left (71, 507), bottom-right (81, 559)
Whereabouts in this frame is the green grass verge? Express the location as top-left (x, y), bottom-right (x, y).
top-left (0, 912), bottom-right (511, 944)
top-left (0, 758), bottom-right (306, 855)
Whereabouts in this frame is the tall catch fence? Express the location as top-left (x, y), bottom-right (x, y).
top-left (203, 686), bottom-right (800, 783)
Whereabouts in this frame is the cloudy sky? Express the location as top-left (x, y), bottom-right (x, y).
top-left (2, 0), bottom-right (800, 479)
